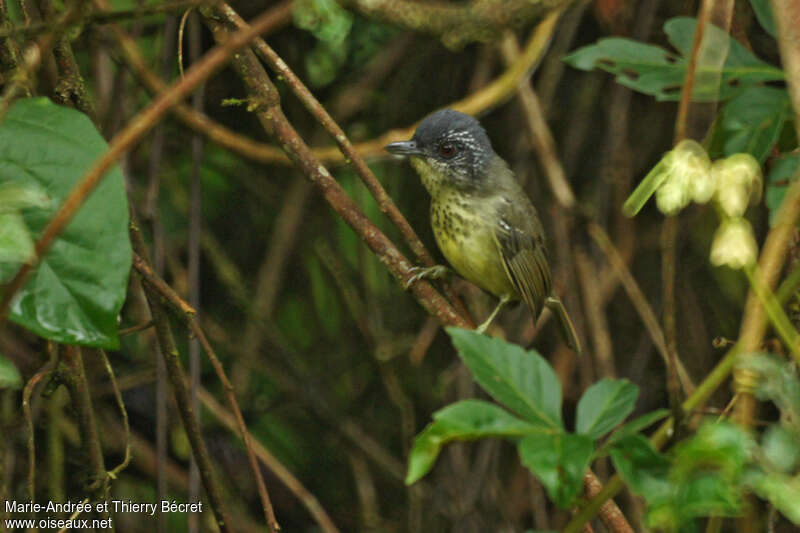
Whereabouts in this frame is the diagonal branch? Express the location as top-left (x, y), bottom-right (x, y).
top-left (337, 0), bottom-right (568, 49)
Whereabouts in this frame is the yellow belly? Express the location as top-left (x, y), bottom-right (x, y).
top-left (431, 198), bottom-right (516, 299)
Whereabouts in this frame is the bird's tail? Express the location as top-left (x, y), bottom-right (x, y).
top-left (545, 296), bottom-right (581, 354)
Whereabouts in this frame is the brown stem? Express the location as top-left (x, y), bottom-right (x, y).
top-left (583, 472), bottom-right (634, 533)
top-left (22, 360), bottom-right (54, 507)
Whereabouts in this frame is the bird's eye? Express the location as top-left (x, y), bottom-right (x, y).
top-left (438, 142), bottom-right (456, 159)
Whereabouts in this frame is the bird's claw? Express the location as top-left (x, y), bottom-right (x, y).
top-left (404, 265), bottom-right (450, 290)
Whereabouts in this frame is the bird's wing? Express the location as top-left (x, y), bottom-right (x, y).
top-left (492, 198), bottom-right (552, 320)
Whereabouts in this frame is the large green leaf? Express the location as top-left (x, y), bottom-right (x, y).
top-left (446, 328), bottom-right (562, 429)
top-left (0, 98), bottom-right (131, 348)
top-left (518, 432), bottom-right (594, 508)
top-left (719, 87), bottom-right (791, 163)
top-left (406, 399), bottom-right (542, 484)
top-left (563, 17), bottom-right (783, 102)
top-left (575, 378), bottom-right (638, 440)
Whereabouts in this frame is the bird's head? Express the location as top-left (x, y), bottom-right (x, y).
top-left (385, 109), bottom-right (495, 195)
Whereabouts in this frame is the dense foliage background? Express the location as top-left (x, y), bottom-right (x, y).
top-left (1, 0), bottom-right (799, 532)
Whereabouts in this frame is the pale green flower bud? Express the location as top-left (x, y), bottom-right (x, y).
top-left (713, 153), bottom-right (763, 218)
top-left (655, 172), bottom-right (691, 215)
top-left (710, 217), bottom-right (758, 269)
top-left (675, 139), bottom-right (714, 203)
top-left (655, 140), bottom-right (712, 214)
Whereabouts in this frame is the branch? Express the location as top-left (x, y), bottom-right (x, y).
top-left (337, 0), bottom-right (568, 49)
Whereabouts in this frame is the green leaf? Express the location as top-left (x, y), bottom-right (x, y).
top-left (446, 328), bottom-right (562, 429)
top-left (719, 87), bottom-right (791, 163)
top-left (564, 17), bottom-right (783, 102)
top-left (610, 434), bottom-right (671, 500)
top-left (765, 153), bottom-right (800, 226)
top-left (406, 399), bottom-right (542, 484)
top-left (518, 432), bottom-right (594, 508)
top-left (749, 0), bottom-right (776, 36)
top-left (0, 353), bottom-right (22, 389)
top-left (563, 38), bottom-right (686, 101)
top-left (0, 98), bottom-right (132, 348)
top-left (575, 378), bottom-right (638, 439)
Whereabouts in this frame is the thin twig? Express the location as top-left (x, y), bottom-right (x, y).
top-left (22, 360), bottom-right (54, 506)
top-left (97, 350), bottom-right (130, 481)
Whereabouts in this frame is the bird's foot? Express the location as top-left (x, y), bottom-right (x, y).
top-left (404, 265), bottom-right (451, 290)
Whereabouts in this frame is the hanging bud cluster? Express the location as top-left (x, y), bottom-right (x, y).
top-left (625, 142), bottom-right (763, 269)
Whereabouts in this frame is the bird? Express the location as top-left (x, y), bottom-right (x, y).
top-left (385, 109), bottom-right (580, 352)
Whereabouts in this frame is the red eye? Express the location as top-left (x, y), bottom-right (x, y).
top-left (438, 142), bottom-right (456, 159)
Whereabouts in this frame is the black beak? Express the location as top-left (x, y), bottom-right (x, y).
top-left (385, 140), bottom-right (423, 157)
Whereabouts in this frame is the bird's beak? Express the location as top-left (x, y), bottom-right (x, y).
top-left (385, 140), bottom-right (423, 157)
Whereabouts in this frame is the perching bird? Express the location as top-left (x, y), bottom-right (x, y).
top-left (385, 109), bottom-right (580, 352)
